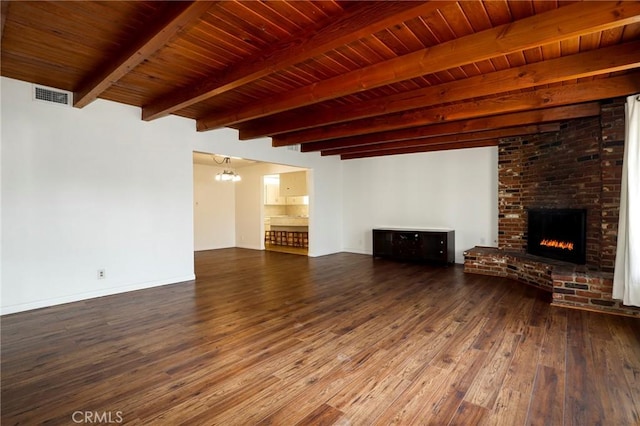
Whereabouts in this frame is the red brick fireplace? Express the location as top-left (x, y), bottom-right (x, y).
top-left (464, 97), bottom-right (640, 317)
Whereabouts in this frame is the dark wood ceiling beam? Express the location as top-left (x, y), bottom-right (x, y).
top-left (142, 1), bottom-right (446, 121)
top-left (197, 1), bottom-right (640, 131)
top-left (276, 73), bottom-right (640, 146)
top-left (1, 0), bottom-right (9, 39)
top-left (301, 103), bottom-right (600, 152)
top-left (240, 40), bottom-right (640, 139)
top-left (341, 140), bottom-right (501, 160)
top-left (320, 124), bottom-right (561, 157)
top-left (73, 1), bottom-right (213, 108)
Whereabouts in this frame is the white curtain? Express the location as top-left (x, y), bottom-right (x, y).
top-left (613, 94), bottom-right (640, 306)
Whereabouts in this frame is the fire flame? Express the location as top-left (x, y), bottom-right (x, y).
top-left (540, 239), bottom-right (574, 251)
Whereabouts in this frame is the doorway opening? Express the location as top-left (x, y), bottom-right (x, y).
top-left (264, 173), bottom-right (309, 256)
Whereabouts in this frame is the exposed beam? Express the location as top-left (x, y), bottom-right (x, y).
top-left (276, 73), bottom-right (640, 146)
top-left (240, 40), bottom-right (640, 139)
top-left (197, 1), bottom-right (640, 131)
top-left (321, 124), bottom-right (561, 156)
top-left (341, 140), bottom-right (500, 160)
top-left (300, 103), bottom-right (601, 152)
top-left (142, 1), bottom-right (446, 121)
top-left (1, 0), bottom-right (9, 40)
top-left (74, 1), bottom-right (213, 108)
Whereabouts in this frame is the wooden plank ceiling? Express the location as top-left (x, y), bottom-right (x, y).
top-left (2, 1), bottom-right (640, 160)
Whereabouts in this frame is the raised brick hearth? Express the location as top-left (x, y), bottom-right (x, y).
top-left (464, 246), bottom-right (640, 318)
top-left (464, 97), bottom-right (640, 317)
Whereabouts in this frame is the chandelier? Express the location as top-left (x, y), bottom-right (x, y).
top-left (214, 156), bottom-right (241, 182)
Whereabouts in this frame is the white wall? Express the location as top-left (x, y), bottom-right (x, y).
top-left (1, 75), bottom-right (498, 313)
top-left (1, 77), bottom-right (344, 313)
top-left (341, 148), bottom-right (498, 263)
top-left (193, 163), bottom-right (235, 250)
top-left (1, 78), bottom-right (195, 314)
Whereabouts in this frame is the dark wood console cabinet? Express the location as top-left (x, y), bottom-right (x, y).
top-left (373, 228), bottom-right (455, 265)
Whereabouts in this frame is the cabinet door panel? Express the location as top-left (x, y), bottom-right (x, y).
top-left (280, 171), bottom-right (307, 196)
top-left (394, 232), bottom-right (421, 260)
top-left (373, 230), bottom-right (393, 257)
top-left (421, 233), bottom-right (447, 262)
top-left (265, 183), bottom-right (285, 205)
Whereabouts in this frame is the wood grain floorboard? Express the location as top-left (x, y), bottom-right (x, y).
top-left (2, 248), bottom-right (639, 425)
top-left (487, 326), bottom-right (544, 425)
top-left (527, 365), bottom-right (564, 426)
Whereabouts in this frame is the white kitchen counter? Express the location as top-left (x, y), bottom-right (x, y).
top-left (270, 216), bottom-right (308, 227)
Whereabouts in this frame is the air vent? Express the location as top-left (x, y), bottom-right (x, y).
top-left (286, 144), bottom-right (301, 152)
top-left (33, 85), bottom-right (72, 107)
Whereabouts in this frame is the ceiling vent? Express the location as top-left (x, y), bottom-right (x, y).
top-left (286, 144), bottom-right (301, 152)
top-left (33, 85), bottom-right (72, 107)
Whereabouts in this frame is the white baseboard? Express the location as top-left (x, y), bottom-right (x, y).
top-left (0, 274), bottom-right (196, 315)
top-left (342, 248), bottom-right (372, 255)
top-left (236, 243), bottom-right (263, 251)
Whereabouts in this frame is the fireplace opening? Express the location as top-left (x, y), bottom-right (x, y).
top-left (527, 208), bottom-right (586, 264)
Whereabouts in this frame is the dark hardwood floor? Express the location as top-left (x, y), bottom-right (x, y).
top-left (2, 248), bottom-right (639, 425)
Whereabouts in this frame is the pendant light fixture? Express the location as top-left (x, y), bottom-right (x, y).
top-left (214, 156), bottom-right (241, 182)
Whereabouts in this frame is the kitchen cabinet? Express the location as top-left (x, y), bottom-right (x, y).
top-left (264, 183), bottom-right (285, 205)
top-left (280, 171), bottom-right (307, 196)
top-left (372, 228), bottom-right (455, 265)
top-left (286, 196), bottom-right (308, 205)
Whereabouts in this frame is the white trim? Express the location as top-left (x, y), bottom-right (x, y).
top-left (236, 243), bottom-right (264, 251)
top-left (343, 248), bottom-right (372, 255)
top-left (0, 275), bottom-right (196, 316)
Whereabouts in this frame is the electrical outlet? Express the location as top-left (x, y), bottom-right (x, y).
top-left (97, 269), bottom-right (106, 279)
